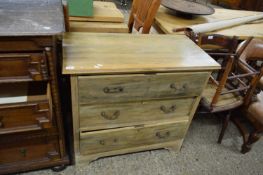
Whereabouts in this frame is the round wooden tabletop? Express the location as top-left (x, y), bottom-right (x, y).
top-left (162, 0), bottom-right (215, 15)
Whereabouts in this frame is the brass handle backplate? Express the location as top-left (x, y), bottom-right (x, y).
top-left (103, 87), bottom-right (124, 93)
top-left (156, 131), bottom-right (170, 139)
top-left (99, 138), bottom-right (118, 145)
top-left (101, 110), bottom-right (120, 120)
top-left (160, 105), bottom-right (176, 114)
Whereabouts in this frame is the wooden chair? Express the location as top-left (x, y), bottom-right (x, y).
top-left (199, 37), bottom-right (261, 144)
top-left (128, 0), bottom-right (161, 34)
top-left (237, 38), bottom-right (263, 90)
top-left (231, 38), bottom-right (263, 153)
top-left (197, 34), bottom-right (239, 81)
top-left (197, 34), bottom-right (238, 56)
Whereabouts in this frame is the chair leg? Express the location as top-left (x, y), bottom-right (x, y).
top-left (241, 144), bottom-right (251, 154)
top-left (232, 116), bottom-right (251, 153)
top-left (247, 131), bottom-right (260, 145)
top-left (217, 112), bottom-right (231, 144)
top-left (241, 130), bottom-right (261, 153)
top-left (241, 132), bottom-right (255, 154)
top-left (232, 115), bottom-right (262, 154)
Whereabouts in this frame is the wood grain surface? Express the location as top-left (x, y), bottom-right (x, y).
top-left (79, 98), bottom-right (194, 131)
top-left (69, 21), bottom-right (128, 33)
top-left (155, 6), bottom-right (263, 39)
top-left (63, 33), bottom-right (220, 75)
top-left (79, 119), bottom-right (188, 155)
top-left (78, 72), bottom-right (209, 105)
top-left (69, 1), bottom-right (124, 23)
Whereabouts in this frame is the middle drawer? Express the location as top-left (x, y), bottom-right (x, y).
top-left (0, 52), bottom-right (49, 82)
top-left (78, 72), bottom-right (209, 105)
top-left (79, 98), bottom-right (195, 131)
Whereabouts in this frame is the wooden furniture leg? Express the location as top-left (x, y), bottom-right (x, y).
top-left (218, 112), bottom-right (231, 144)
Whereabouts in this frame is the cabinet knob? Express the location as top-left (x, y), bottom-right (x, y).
top-left (0, 116), bottom-right (3, 128)
top-left (45, 47), bottom-right (51, 52)
top-left (20, 148), bottom-right (27, 157)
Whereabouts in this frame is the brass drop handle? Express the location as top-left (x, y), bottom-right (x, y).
top-left (101, 110), bottom-right (120, 120)
top-left (0, 116), bottom-right (3, 128)
top-left (20, 148), bottom-right (27, 157)
top-left (103, 87), bottom-right (124, 93)
top-left (170, 83), bottom-right (188, 91)
top-left (160, 105), bottom-right (176, 114)
top-left (156, 131), bottom-right (170, 139)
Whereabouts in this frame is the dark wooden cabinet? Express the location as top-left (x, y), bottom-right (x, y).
top-left (212, 0), bottom-right (263, 11)
top-left (0, 0), bottom-right (69, 174)
top-left (240, 0), bottom-right (263, 11)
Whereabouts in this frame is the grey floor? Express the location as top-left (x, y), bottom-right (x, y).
top-left (22, 1), bottom-right (263, 175)
top-left (22, 116), bottom-right (263, 175)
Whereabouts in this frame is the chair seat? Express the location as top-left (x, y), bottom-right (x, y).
top-left (247, 92), bottom-right (263, 126)
top-left (201, 83), bottom-right (243, 112)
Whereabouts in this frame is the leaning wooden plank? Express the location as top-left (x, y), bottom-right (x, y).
top-left (70, 21), bottom-right (128, 33)
top-left (174, 13), bottom-right (263, 33)
top-left (69, 1), bottom-right (124, 23)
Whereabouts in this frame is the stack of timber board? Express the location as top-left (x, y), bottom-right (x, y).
top-left (69, 1), bottom-right (128, 33)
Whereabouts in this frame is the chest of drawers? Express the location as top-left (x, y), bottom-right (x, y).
top-left (63, 33), bottom-right (220, 164)
top-left (0, 0), bottom-right (69, 174)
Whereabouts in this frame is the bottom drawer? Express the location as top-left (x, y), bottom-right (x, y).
top-left (80, 119), bottom-right (188, 155)
top-left (0, 135), bottom-right (60, 165)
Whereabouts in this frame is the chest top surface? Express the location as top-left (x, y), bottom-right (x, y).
top-left (63, 33), bottom-right (220, 75)
top-left (0, 0), bottom-right (64, 36)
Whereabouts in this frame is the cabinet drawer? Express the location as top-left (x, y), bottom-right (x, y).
top-left (80, 120), bottom-right (188, 155)
top-left (78, 72), bottom-right (209, 105)
top-left (0, 53), bottom-right (48, 82)
top-left (0, 37), bottom-right (52, 52)
top-left (0, 101), bottom-right (52, 135)
top-left (79, 98), bottom-right (194, 131)
top-left (0, 135), bottom-right (60, 165)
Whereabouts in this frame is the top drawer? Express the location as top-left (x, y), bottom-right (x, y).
top-left (0, 53), bottom-right (48, 82)
top-left (78, 72), bottom-right (209, 105)
top-left (0, 37), bottom-right (53, 52)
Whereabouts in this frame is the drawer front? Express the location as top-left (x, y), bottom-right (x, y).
top-left (79, 98), bottom-right (194, 131)
top-left (0, 53), bottom-right (48, 82)
top-left (0, 101), bottom-right (52, 134)
top-left (0, 37), bottom-right (52, 52)
top-left (80, 120), bottom-right (188, 155)
top-left (0, 135), bottom-right (60, 165)
top-left (78, 72), bottom-right (209, 105)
